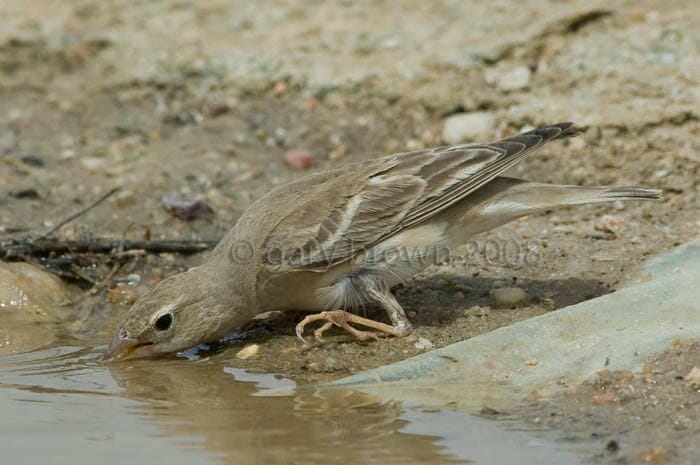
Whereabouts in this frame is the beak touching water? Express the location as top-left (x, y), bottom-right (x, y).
top-left (103, 329), bottom-right (156, 361)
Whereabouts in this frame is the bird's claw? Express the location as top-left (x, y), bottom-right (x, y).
top-left (295, 310), bottom-right (392, 346)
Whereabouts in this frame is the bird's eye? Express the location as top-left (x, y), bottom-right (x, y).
top-left (154, 313), bottom-right (173, 331)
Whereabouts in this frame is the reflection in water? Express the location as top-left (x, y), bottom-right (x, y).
top-left (0, 345), bottom-right (461, 465)
top-left (108, 358), bottom-right (461, 465)
top-left (0, 344), bottom-right (583, 465)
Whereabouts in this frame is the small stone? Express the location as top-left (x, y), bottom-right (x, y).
top-left (204, 103), bottom-right (230, 118)
top-left (595, 214), bottom-right (625, 236)
top-left (685, 366), bottom-right (700, 389)
top-left (541, 297), bottom-right (556, 310)
top-left (637, 446), bottom-right (668, 464)
top-left (591, 391), bottom-right (617, 405)
top-left (491, 287), bottom-right (527, 306)
top-left (80, 156), bottom-right (107, 172)
top-left (307, 362), bottom-right (320, 371)
top-left (442, 112), bottom-right (496, 145)
top-left (272, 81), bottom-right (288, 96)
top-left (20, 155), bottom-right (45, 167)
top-left (328, 144), bottom-right (347, 161)
top-left (606, 440), bottom-right (619, 452)
top-left (526, 359), bottom-right (538, 367)
top-left (236, 344), bottom-right (259, 360)
top-left (493, 65), bottom-right (532, 91)
top-left (414, 337), bottom-right (433, 350)
top-left (58, 100), bottom-right (74, 112)
top-left (408, 310), bottom-right (417, 318)
top-left (453, 283), bottom-right (473, 293)
top-left (162, 192), bottom-right (214, 221)
top-left (284, 150), bottom-right (316, 169)
top-left (106, 283), bottom-right (141, 305)
top-left (454, 291), bottom-right (465, 301)
top-left (113, 190), bottom-right (136, 208)
top-left (10, 188), bottom-right (40, 199)
top-left (465, 305), bottom-right (491, 317)
top-left (479, 407), bottom-right (500, 416)
top-left (324, 356), bottom-right (337, 370)
top-left (110, 135), bottom-right (141, 158)
top-left (616, 385), bottom-right (636, 402)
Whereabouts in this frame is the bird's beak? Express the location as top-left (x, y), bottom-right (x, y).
top-left (104, 329), bottom-right (155, 361)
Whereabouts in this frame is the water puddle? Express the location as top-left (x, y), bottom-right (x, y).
top-left (0, 333), bottom-right (581, 465)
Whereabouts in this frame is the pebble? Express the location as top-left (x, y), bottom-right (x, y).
top-left (20, 155), bottom-right (45, 167)
top-left (606, 440), bottom-right (619, 452)
top-left (492, 65), bottom-right (532, 91)
top-left (414, 337), bottom-right (433, 350)
top-left (685, 366), bottom-right (700, 389)
top-left (441, 112), bottom-right (495, 145)
top-left (80, 156), bottom-right (107, 172)
top-left (106, 283), bottom-right (141, 305)
top-left (236, 344), bottom-right (259, 360)
top-left (113, 189), bottom-right (136, 208)
top-left (541, 297), bottom-right (556, 310)
top-left (161, 192), bottom-right (214, 221)
top-left (272, 81), bottom-right (288, 96)
top-left (595, 214), bottom-right (625, 236)
top-left (0, 262), bottom-right (71, 312)
top-left (0, 263), bottom-right (72, 355)
top-left (203, 103), bottom-right (230, 118)
top-left (284, 150), bottom-right (316, 169)
top-left (479, 407), bottom-right (500, 416)
top-left (637, 446), bottom-right (668, 464)
top-left (324, 356), bottom-right (337, 370)
top-left (125, 274), bottom-right (141, 285)
top-left (10, 188), bottom-right (39, 199)
top-left (491, 287), bottom-right (527, 306)
top-left (453, 283), bottom-right (473, 293)
top-left (591, 391), bottom-right (617, 405)
top-left (465, 305), bottom-right (491, 317)
top-left (328, 144), bottom-right (347, 161)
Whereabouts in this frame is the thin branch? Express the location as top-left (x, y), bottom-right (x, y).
top-left (41, 186), bottom-right (121, 238)
top-left (0, 237), bottom-right (218, 259)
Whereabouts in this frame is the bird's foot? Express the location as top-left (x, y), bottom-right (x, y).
top-left (295, 310), bottom-right (407, 346)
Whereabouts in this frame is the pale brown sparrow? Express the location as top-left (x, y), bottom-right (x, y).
top-left (105, 123), bottom-right (661, 360)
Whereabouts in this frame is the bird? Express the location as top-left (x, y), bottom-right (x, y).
top-left (105, 122), bottom-right (662, 360)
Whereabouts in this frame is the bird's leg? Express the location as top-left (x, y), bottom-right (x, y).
top-left (295, 310), bottom-right (406, 345)
top-left (365, 287), bottom-right (413, 336)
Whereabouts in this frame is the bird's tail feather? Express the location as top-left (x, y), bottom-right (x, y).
top-left (542, 184), bottom-right (663, 206)
top-left (594, 186), bottom-right (663, 201)
top-left (483, 177), bottom-right (662, 215)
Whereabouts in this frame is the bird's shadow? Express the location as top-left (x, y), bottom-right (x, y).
top-left (395, 274), bottom-right (611, 328)
top-left (221, 273), bottom-right (612, 349)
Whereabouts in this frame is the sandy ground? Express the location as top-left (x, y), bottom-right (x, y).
top-left (511, 341), bottom-right (700, 464)
top-left (1, 0), bottom-right (699, 463)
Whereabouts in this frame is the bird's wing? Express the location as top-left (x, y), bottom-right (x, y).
top-left (262, 123), bottom-right (577, 271)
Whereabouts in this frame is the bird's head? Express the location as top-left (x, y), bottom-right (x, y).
top-left (104, 265), bottom-right (245, 361)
